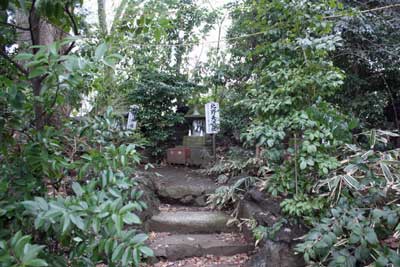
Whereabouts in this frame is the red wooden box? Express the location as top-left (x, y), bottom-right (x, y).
top-left (166, 146), bottom-right (190, 165)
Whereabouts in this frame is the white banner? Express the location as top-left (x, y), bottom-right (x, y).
top-left (126, 112), bottom-right (137, 130)
top-left (126, 105), bottom-right (139, 130)
top-left (205, 102), bottom-right (220, 134)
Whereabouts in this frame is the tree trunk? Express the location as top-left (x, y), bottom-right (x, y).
top-left (16, 7), bottom-right (68, 130)
top-left (97, 0), bottom-right (108, 36)
top-left (32, 78), bottom-right (45, 130)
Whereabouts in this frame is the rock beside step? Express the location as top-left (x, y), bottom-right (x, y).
top-left (150, 233), bottom-right (253, 260)
top-left (148, 211), bottom-right (235, 233)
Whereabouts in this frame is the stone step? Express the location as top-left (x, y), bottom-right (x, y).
top-left (149, 233), bottom-right (253, 261)
top-left (148, 166), bottom-right (218, 206)
top-left (147, 211), bottom-right (235, 234)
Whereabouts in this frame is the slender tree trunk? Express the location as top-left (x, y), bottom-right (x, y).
top-left (175, 37), bottom-right (184, 75)
top-left (17, 6), bottom-right (68, 129)
top-left (97, 0), bottom-right (108, 36)
top-left (28, 8), bottom-right (45, 129)
top-left (32, 78), bottom-right (45, 129)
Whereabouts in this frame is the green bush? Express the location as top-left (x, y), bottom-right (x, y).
top-left (296, 201), bottom-right (400, 266)
top-left (124, 71), bottom-right (202, 159)
top-left (21, 172), bottom-right (152, 266)
top-left (0, 107), bottom-right (151, 266)
top-left (0, 232), bottom-right (48, 267)
top-left (296, 131), bottom-right (400, 266)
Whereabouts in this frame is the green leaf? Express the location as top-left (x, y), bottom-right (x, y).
top-left (380, 162), bottom-right (394, 183)
top-left (15, 235), bottom-right (31, 259)
top-left (139, 246), bottom-right (154, 257)
top-left (112, 214), bottom-right (122, 233)
top-left (111, 242), bottom-right (125, 262)
top-left (15, 53), bottom-right (33, 61)
top-left (375, 256), bottom-right (389, 267)
top-left (365, 228), bottom-right (379, 245)
top-left (102, 58), bottom-right (116, 69)
top-left (267, 139), bottom-right (274, 147)
top-left (92, 218), bottom-right (99, 233)
top-left (348, 118), bottom-right (358, 130)
top-left (29, 67), bottom-right (47, 79)
top-left (132, 247), bottom-right (140, 266)
top-left (121, 247), bottom-right (130, 266)
top-left (62, 213), bottom-right (70, 233)
top-left (72, 182), bottom-right (83, 197)
top-left (22, 244), bottom-right (44, 263)
top-left (104, 239), bottom-right (113, 256)
top-left (25, 259), bottom-right (48, 266)
top-left (35, 197), bottom-right (48, 210)
top-left (132, 233), bottom-right (148, 244)
top-left (300, 161), bottom-right (307, 170)
top-left (344, 164), bottom-right (358, 175)
top-left (120, 203), bottom-right (136, 214)
top-left (307, 145), bottom-right (317, 153)
top-left (123, 212), bottom-right (141, 225)
top-left (95, 43), bottom-right (108, 60)
top-left (343, 175), bottom-right (361, 190)
top-left (70, 214), bottom-right (85, 230)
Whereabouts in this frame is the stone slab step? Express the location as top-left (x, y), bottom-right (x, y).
top-left (149, 233), bottom-right (253, 261)
top-left (148, 166), bottom-right (218, 206)
top-left (148, 211), bottom-right (235, 234)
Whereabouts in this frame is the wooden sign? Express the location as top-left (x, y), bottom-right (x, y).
top-left (205, 102), bottom-right (220, 134)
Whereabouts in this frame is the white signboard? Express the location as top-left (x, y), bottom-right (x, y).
top-left (205, 102), bottom-right (220, 134)
top-left (126, 112), bottom-right (137, 130)
top-left (126, 105), bottom-right (139, 130)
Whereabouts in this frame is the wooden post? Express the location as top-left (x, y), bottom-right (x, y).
top-left (212, 133), bottom-right (216, 161)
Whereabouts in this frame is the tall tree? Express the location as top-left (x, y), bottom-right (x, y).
top-left (331, 0), bottom-right (400, 130)
top-left (223, 0), bottom-right (353, 195)
top-left (0, 0), bottom-right (81, 129)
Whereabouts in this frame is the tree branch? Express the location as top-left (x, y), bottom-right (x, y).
top-left (324, 3), bottom-right (400, 19)
top-left (0, 49), bottom-right (28, 75)
top-left (65, 3), bottom-right (79, 35)
top-left (63, 2), bottom-right (79, 55)
top-left (28, 0), bottom-right (39, 53)
top-left (0, 21), bottom-right (30, 31)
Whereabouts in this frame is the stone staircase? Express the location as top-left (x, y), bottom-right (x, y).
top-left (145, 166), bottom-right (254, 266)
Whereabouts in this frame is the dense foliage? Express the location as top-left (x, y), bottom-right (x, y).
top-left (206, 0), bottom-right (400, 266)
top-left (124, 71), bottom-right (201, 159)
top-left (0, 1), bottom-right (152, 266)
top-left (296, 131), bottom-right (400, 266)
top-left (94, 0), bottom-right (216, 159)
top-left (1, 101), bottom-right (152, 266)
top-left (332, 0), bottom-right (400, 129)
top-left (225, 0), bottom-right (354, 201)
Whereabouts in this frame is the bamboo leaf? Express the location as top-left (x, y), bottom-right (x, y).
top-left (380, 162), bottom-right (394, 183)
top-left (343, 175), bottom-right (361, 190)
